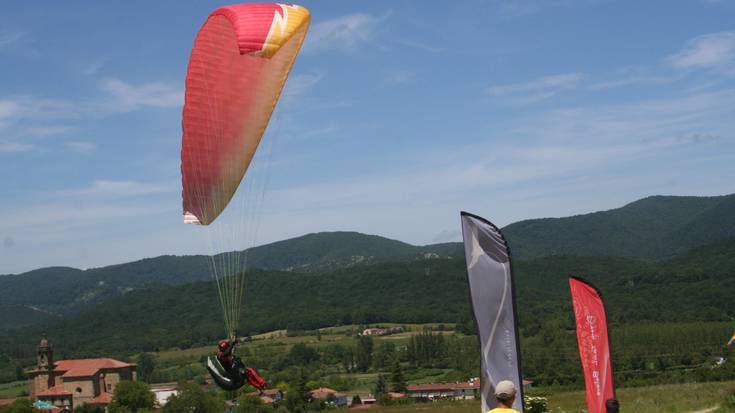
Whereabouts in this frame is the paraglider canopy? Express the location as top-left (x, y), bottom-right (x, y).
top-left (182, 3), bottom-right (310, 226)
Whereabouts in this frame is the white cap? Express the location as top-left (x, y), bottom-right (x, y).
top-left (494, 380), bottom-right (517, 398)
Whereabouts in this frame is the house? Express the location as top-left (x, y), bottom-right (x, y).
top-left (405, 380), bottom-right (479, 401)
top-left (360, 326), bottom-right (405, 336)
top-left (406, 379), bottom-right (533, 402)
top-left (28, 337), bottom-right (137, 410)
top-left (356, 394), bottom-right (376, 405)
top-left (247, 388), bottom-right (284, 403)
top-left (309, 387), bottom-right (349, 407)
top-left (150, 383), bottom-right (178, 407)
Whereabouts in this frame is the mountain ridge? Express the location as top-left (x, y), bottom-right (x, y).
top-left (1, 193), bottom-right (733, 320)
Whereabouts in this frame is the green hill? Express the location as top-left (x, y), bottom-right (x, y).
top-left (2, 193), bottom-right (733, 331)
top-left (504, 194), bottom-right (735, 260)
top-left (4, 236), bottom-right (735, 360)
top-left (0, 232), bottom-right (457, 318)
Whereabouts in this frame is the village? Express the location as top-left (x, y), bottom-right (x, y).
top-left (0, 333), bottom-right (536, 412)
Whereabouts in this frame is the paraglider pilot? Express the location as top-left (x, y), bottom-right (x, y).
top-left (207, 333), bottom-right (267, 392)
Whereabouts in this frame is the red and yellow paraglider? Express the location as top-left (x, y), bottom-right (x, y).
top-left (182, 3), bottom-right (310, 226)
top-left (180, 3), bottom-right (310, 391)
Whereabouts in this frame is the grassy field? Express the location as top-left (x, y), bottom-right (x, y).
top-left (79, 325), bottom-right (735, 412)
top-left (0, 381), bottom-right (26, 399)
top-left (153, 324), bottom-right (443, 366)
top-left (363, 381), bottom-right (735, 413)
top-left (545, 381), bottom-right (734, 413)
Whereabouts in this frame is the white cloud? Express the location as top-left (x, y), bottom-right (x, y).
top-left (668, 31), bottom-right (735, 71)
top-left (0, 100), bottom-right (20, 119)
top-left (384, 70), bottom-right (417, 86)
top-left (57, 180), bottom-right (174, 198)
top-left (432, 229), bottom-right (461, 243)
top-left (0, 140), bottom-right (35, 153)
top-left (590, 74), bottom-right (681, 90)
top-left (394, 39), bottom-right (446, 54)
top-left (0, 30), bottom-right (24, 49)
top-left (0, 78), bottom-right (182, 155)
top-left (304, 12), bottom-right (388, 53)
top-left (99, 79), bottom-right (183, 111)
top-left (282, 72), bottom-right (324, 98)
top-left (488, 0), bottom-right (607, 18)
top-left (488, 73), bottom-right (583, 105)
top-left (263, 88), bottom-right (735, 224)
top-left (64, 141), bottom-right (97, 153)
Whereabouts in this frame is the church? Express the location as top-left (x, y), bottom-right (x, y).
top-left (28, 338), bottom-right (137, 410)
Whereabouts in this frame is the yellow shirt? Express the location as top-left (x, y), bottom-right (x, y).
top-left (487, 409), bottom-right (521, 413)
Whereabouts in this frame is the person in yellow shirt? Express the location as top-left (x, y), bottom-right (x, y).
top-left (487, 380), bottom-right (521, 413)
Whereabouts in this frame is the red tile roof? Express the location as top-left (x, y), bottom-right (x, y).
top-left (310, 388), bottom-right (340, 400)
top-left (311, 387), bottom-right (337, 393)
top-left (88, 393), bottom-right (113, 404)
top-left (53, 358), bottom-right (134, 378)
top-left (37, 384), bottom-right (72, 397)
top-left (247, 389), bottom-right (282, 397)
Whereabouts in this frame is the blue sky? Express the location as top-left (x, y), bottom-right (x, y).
top-left (1, 0), bottom-right (734, 274)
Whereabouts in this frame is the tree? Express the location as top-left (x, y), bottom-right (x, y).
top-left (110, 381), bottom-right (154, 413)
top-left (285, 368), bottom-right (310, 413)
top-left (237, 395), bottom-right (270, 413)
top-left (390, 359), bottom-right (406, 393)
top-left (75, 404), bottom-right (106, 413)
top-left (2, 399), bottom-right (33, 413)
top-left (14, 364), bottom-right (26, 381)
top-left (288, 343), bottom-right (320, 366)
top-left (372, 342), bottom-right (396, 370)
top-left (136, 353), bottom-right (156, 383)
top-left (163, 383), bottom-right (222, 413)
top-left (373, 374), bottom-right (387, 399)
top-left (355, 335), bottom-right (373, 372)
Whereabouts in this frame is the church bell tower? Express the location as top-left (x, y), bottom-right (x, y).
top-left (30, 336), bottom-right (55, 399)
top-left (37, 336), bottom-right (53, 370)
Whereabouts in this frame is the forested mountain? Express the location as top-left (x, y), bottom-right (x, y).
top-left (504, 193), bottom-right (735, 260)
top-left (1, 193), bottom-right (733, 332)
top-left (0, 233), bottom-right (458, 317)
top-left (3, 236), bottom-right (735, 363)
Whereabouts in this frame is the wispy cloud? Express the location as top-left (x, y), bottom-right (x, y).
top-left (99, 79), bottom-right (183, 111)
top-left (0, 30), bottom-right (24, 49)
top-left (304, 12), bottom-right (389, 53)
top-left (64, 141), bottom-right (97, 153)
top-left (0, 78), bottom-right (182, 155)
top-left (0, 140), bottom-right (35, 153)
top-left (57, 180), bottom-right (174, 198)
top-left (488, 0), bottom-right (606, 18)
top-left (82, 58), bottom-right (109, 76)
top-left (678, 133), bottom-right (721, 144)
top-left (432, 229), bottom-right (461, 243)
top-left (394, 39), bottom-right (445, 54)
top-left (590, 74), bottom-right (681, 90)
top-left (266, 88), bottom-right (735, 219)
top-left (488, 73), bottom-right (583, 105)
top-left (0, 100), bottom-right (19, 119)
top-left (283, 72), bottom-right (324, 98)
top-left (384, 70), bottom-right (417, 86)
top-left (667, 31), bottom-right (735, 72)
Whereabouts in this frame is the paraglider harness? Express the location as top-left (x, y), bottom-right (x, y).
top-left (206, 335), bottom-right (266, 391)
